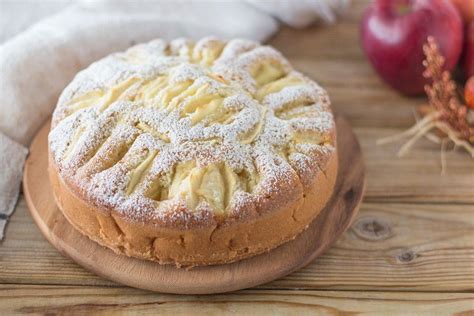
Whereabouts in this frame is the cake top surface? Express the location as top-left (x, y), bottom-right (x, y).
top-left (49, 37), bottom-right (335, 227)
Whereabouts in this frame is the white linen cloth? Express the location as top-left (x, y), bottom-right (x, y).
top-left (0, 0), bottom-right (349, 239)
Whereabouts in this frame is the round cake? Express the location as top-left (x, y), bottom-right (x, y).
top-left (48, 37), bottom-right (337, 266)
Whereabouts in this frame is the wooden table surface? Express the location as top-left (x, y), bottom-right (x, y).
top-left (1, 1), bottom-right (473, 314)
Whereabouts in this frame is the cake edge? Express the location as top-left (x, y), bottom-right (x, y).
top-left (48, 150), bottom-right (338, 267)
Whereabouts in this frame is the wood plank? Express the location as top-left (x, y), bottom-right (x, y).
top-left (267, 202), bottom-right (474, 291)
top-left (267, 0), bottom-right (474, 203)
top-left (0, 197), bottom-right (114, 287)
top-left (268, 0), bottom-right (442, 130)
top-left (356, 127), bottom-right (474, 204)
top-left (269, 1), bottom-right (369, 60)
top-left (2, 197), bottom-right (473, 292)
top-left (291, 59), bottom-right (424, 129)
top-left (1, 285), bottom-right (473, 315)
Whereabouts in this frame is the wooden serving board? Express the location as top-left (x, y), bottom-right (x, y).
top-left (23, 115), bottom-right (365, 294)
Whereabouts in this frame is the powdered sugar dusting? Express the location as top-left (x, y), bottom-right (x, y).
top-left (49, 37), bottom-right (335, 226)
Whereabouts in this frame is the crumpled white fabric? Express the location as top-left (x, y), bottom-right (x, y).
top-left (246, 0), bottom-right (351, 27)
top-left (0, 133), bottom-right (28, 240)
top-left (0, 0), bottom-right (349, 240)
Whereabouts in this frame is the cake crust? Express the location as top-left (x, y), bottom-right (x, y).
top-left (48, 37), bottom-right (337, 266)
top-left (49, 152), bottom-right (337, 266)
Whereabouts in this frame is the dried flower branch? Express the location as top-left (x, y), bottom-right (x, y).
top-left (377, 36), bottom-right (474, 172)
top-left (423, 37), bottom-right (474, 142)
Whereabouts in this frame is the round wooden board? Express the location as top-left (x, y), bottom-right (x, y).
top-left (23, 115), bottom-right (365, 294)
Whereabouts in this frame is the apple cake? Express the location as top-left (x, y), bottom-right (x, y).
top-left (48, 37), bottom-right (337, 266)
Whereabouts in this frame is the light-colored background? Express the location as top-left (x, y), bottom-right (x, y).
top-left (0, 0), bottom-right (72, 43)
top-left (1, 0), bottom-right (473, 314)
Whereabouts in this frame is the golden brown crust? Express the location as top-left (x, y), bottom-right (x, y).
top-left (49, 152), bottom-right (337, 266)
top-left (48, 37), bottom-right (338, 266)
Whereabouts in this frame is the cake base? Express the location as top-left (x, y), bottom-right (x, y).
top-left (23, 115), bottom-right (365, 294)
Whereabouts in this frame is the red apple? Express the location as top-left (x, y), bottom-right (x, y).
top-left (464, 23), bottom-right (474, 79)
top-left (361, 0), bottom-right (464, 95)
top-left (450, 0), bottom-right (474, 22)
top-left (465, 77), bottom-right (474, 109)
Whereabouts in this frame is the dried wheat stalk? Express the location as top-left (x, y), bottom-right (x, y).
top-left (377, 37), bottom-right (474, 173)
